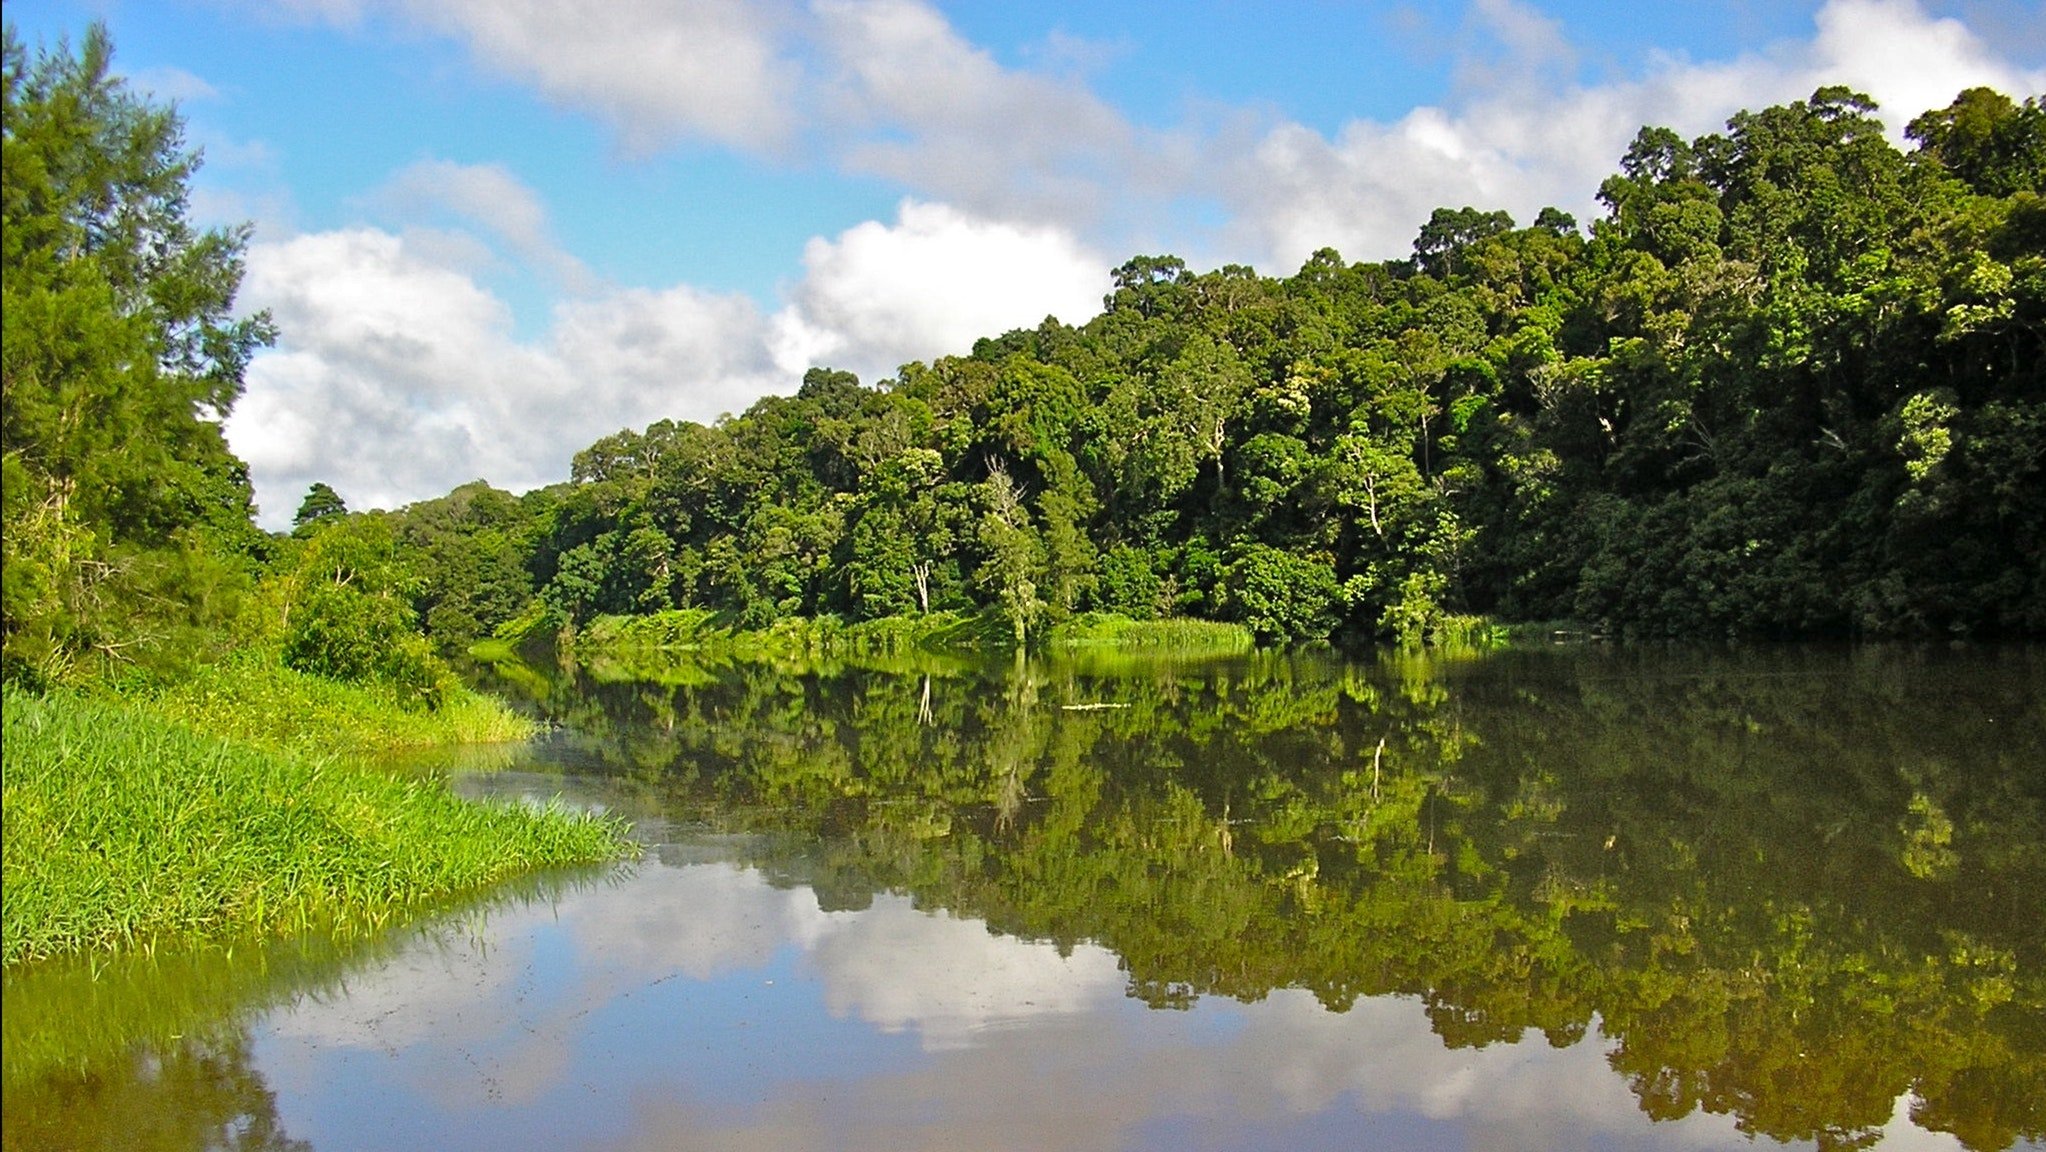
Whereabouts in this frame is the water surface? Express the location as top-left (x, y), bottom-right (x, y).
top-left (5, 644), bottom-right (2041, 1150)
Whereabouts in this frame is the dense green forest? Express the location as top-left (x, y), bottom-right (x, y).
top-left (3, 18), bottom-right (2042, 677)
top-left (363, 86), bottom-right (2046, 653)
top-left (3, 25), bottom-right (467, 701)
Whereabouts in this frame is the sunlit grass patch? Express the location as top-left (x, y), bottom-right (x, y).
top-left (575, 608), bottom-right (1009, 670)
top-left (128, 652), bottom-right (539, 758)
top-left (1, 687), bottom-right (630, 966)
top-left (1047, 613), bottom-right (1255, 653)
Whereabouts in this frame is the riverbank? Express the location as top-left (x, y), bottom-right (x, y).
top-left (1, 681), bottom-right (631, 966)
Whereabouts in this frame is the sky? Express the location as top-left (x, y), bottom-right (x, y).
top-left (9, 0), bottom-right (2045, 527)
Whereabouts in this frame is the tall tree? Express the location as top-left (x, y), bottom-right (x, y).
top-left (292, 482), bottom-right (348, 534)
top-left (2, 24), bottom-right (275, 682)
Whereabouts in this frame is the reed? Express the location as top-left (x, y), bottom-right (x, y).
top-left (1, 686), bottom-right (628, 966)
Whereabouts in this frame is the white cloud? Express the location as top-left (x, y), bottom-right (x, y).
top-left (254, 851), bottom-right (1786, 1152)
top-left (227, 0), bottom-right (2041, 280)
top-left (228, 227), bottom-right (778, 526)
top-left (242, 0), bottom-right (1157, 229)
top-left (1804, 0), bottom-right (2045, 133)
top-left (122, 64), bottom-right (220, 105)
top-left (810, 899), bottom-right (1125, 1049)
top-left (1455, 0), bottom-right (1580, 96)
top-left (811, 0), bottom-right (1152, 224)
top-left (243, 0), bottom-right (798, 150)
top-left (1217, 0), bottom-right (2046, 270)
top-left (228, 191), bottom-right (1104, 523)
top-left (771, 199), bottom-right (1110, 384)
top-left (415, 0), bottom-right (799, 152)
top-left (374, 159), bottom-right (594, 290)
top-left (218, 0), bottom-right (2044, 523)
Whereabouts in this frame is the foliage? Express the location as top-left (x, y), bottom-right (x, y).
top-left (392, 84), bottom-right (2043, 648)
top-left (1046, 612), bottom-right (1253, 653)
top-left (263, 514), bottom-right (449, 707)
top-left (1216, 542), bottom-right (1343, 643)
top-left (129, 649), bottom-right (537, 759)
top-left (290, 482), bottom-right (346, 534)
top-left (0, 28), bottom-right (629, 981)
top-left (1, 25), bottom-right (274, 684)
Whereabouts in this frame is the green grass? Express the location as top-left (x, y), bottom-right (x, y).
top-left (578, 608), bottom-right (1255, 662)
top-left (1424, 613), bottom-right (1510, 649)
top-left (128, 651), bottom-right (539, 758)
top-left (1046, 612), bottom-right (1255, 653)
top-left (575, 608), bottom-right (1009, 666)
top-left (1, 686), bottom-right (631, 966)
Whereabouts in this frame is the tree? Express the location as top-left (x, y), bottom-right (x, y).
top-left (292, 482), bottom-right (347, 534)
top-left (1217, 543), bottom-right (1341, 643)
top-left (1412, 207), bottom-right (1515, 278)
top-left (2, 24), bottom-right (274, 682)
top-left (452, 84), bottom-right (2045, 645)
top-left (976, 458), bottom-right (1045, 644)
top-left (1907, 87), bottom-right (2046, 197)
top-left (269, 514), bottom-right (446, 706)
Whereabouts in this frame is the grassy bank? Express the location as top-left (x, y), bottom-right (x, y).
top-left (1045, 613), bottom-right (1254, 653)
top-left (575, 607), bottom-right (1007, 657)
top-left (2, 687), bottom-right (629, 966)
top-left (128, 652), bottom-right (539, 759)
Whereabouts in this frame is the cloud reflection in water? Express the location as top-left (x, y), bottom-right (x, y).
top-left (248, 851), bottom-right (1820, 1151)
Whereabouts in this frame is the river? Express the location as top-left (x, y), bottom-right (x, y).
top-left (4, 642), bottom-right (2041, 1151)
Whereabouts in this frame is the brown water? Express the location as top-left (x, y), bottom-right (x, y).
top-left (5, 643), bottom-right (2042, 1151)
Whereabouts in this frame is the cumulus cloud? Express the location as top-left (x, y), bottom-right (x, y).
top-left (219, 0), bottom-right (2043, 522)
top-left (258, 850), bottom-right (1777, 1152)
top-left (770, 199), bottom-right (1111, 384)
top-left (1217, 0), bottom-right (2046, 269)
top-left (374, 159), bottom-right (594, 290)
top-left (810, 898), bottom-right (1125, 1049)
top-left (1803, 0), bottom-right (2044, 131)
top-left (248, 0), bottom-right (1157, 229)
top-left (228, 192), bottom-right (1106, 523)
top-left (810, 0), bottom-right (1155, 223)
top-left (235, 0), bottom-right (2041, 277)
top-left (415, 0), bottom-right (799, 152)
top-left (227, 227), bottom-right (779, 525)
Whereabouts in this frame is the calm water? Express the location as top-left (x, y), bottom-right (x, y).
top-left (5, 644), bottom-right (2042, 1151)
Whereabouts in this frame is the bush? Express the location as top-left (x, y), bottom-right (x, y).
top-left (1217, 544), bottom-right (1341, 643)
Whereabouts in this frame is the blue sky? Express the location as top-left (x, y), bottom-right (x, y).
top-left (8, 0), bottom-right (2043, 525)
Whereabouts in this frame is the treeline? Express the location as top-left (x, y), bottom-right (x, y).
top-left (7, 45), bottom-right (2042, 681)
top-left (381, 85), bottom-right (2044, 650)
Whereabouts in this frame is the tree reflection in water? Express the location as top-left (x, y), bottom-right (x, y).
top-left (490, 642), bottom-right (2043, 1151)
top-left (3, 644), bottom-right (2038, 1151)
